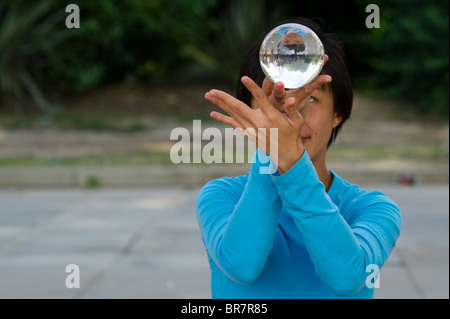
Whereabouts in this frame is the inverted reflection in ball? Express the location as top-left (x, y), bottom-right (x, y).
top-left (259, 23), bottom-right (324, 88)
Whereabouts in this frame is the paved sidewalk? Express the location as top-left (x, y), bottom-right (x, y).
top-left (0, 184), bottom-right (448, 299)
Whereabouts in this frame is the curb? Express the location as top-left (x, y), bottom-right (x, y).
top-left (0, 160), bottom-right (448, 188)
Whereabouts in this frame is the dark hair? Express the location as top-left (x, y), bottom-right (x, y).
top-left (236, 17), bottom-right (353, 148)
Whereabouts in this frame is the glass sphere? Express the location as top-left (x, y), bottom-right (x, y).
top-left (259, 23), bottom-right (324, 89)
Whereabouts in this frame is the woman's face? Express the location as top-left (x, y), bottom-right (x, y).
top-left (300, 85), bottom-right (341, 163)
top-left (250, 84), bottom-right (341, 165)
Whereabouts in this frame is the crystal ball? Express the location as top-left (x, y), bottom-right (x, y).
top-left (259, 23), bottom-right (325, 89)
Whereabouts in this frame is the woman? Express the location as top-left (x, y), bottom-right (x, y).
top-left (196, 17), bottom-right (401, 298)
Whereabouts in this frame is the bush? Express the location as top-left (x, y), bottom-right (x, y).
top-left (46, 0), bottom-right (219, 92)
top-left (184, 0), bottom-right (284, 84)
top-left (0, 0), bottom-right (71, 113)
top-left (362, 0), bottom-right (449, 118)
top-left (0, 0), bottom-right (219, 114)
top-left (258, 0), bottom-right (449, 119)
top-left (0, 0), bottom-right (447, 120)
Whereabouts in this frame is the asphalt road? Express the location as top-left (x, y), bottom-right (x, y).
top-left (0, 184), bottom-right (448, 299)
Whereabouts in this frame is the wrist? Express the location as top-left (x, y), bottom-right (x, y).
top-left (277, 145), bottom-right (305, 175)
top-left (252, 149), bottom-right (278, 177)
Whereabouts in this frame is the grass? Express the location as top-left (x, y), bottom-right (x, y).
top-left (327, 143), bottom-right (449, 161)
top-left (0, 143), bottom-right (447, 168)
top-left (1, 110), bottom-right (447, 167)
top-left (0, 113), bottom-right (148, 132)
top-left (0, 113), bottom-right (218, 132)
top-left (0, 150), bottom-right (173, 167)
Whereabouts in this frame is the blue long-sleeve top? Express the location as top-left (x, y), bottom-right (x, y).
top-left (196, 149), bottom-right (402, 298)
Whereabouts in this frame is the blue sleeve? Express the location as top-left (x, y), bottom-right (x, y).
top-left (271, 150), bottom-right (402, 296)
top-left (196, 149), bottom-right (282, 283)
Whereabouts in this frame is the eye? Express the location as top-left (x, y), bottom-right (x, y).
top-left (309, 96), bottom-right (317, 103)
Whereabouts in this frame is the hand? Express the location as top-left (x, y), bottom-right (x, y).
top-left (261, 55), bottom-right (330, 117)
top-left (205, 73), bottom-right (332, 174)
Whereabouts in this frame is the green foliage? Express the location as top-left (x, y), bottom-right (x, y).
top-left (46, 0), bottom-right (218, 92)
top-left (84, 175), bottom-right (101, 188)
top-left (0, 0), bottom-right (218, 113)
top-left (0, 0), bottom-right (71, 113)
top-left (0, 113), bottom-right (147, 132)
top-left (0, 0), bottom-right (447, 119)
top-left (362, 0), bottom-right (449, 119)
top-left (185, 0), bottom-right (284, 84)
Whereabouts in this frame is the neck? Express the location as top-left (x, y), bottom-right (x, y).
top-left (312, 154), bottom-right (333, 192)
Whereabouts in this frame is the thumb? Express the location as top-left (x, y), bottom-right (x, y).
top-left (284, 97), bottom-right (301, 123)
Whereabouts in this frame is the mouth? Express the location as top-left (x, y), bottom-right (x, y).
top-left (301, 136), bottom-right (310, 143)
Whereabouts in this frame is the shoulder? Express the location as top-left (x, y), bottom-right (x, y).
top-left (196, 173), bottom-right (249, 209)
top-left (330, 171), bottom-right (401, 224)
top-left (198, 173), bottom-right (249, 196)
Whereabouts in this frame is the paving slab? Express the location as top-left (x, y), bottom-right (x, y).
top-left (0, 185), bottom-right (448, 299)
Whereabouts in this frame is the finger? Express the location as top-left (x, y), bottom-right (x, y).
top-left (241, 76), bottom-right (274, 114)
top-left (205, 90), bottom-right (254, 128)
top-left (323, 54), bottom-right (329, 65)
top-left (299, 101), bottom-right (309, 119)
top-left (272, 81), bottom-right (286, 103)
top-left (241, 76), bottom-right (266, 101)
top-left (304, 74), bottom-right (332, 95)
top-left (210, 111), bottom-right (258, 149)
top-left (205, 89), bottom-right (252, 120)
top-left (277, 55), bottom-right (330, 112)
top-left (293, 74), bottom-right (332, 105)
top-left (284, 97), bottom-right (302, 125)
top-left (209, 111), bottom-right (241, 129)
top-left (262, 77), bottom-right (275, 98)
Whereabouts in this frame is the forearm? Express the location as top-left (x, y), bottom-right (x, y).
top-left (197, 150), bottom-right (282, 283)
top-left (272, 151), bottom-right (366, 295)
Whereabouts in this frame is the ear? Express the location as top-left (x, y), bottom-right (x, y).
top-left (332, 114), bottom-right (343, 128)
